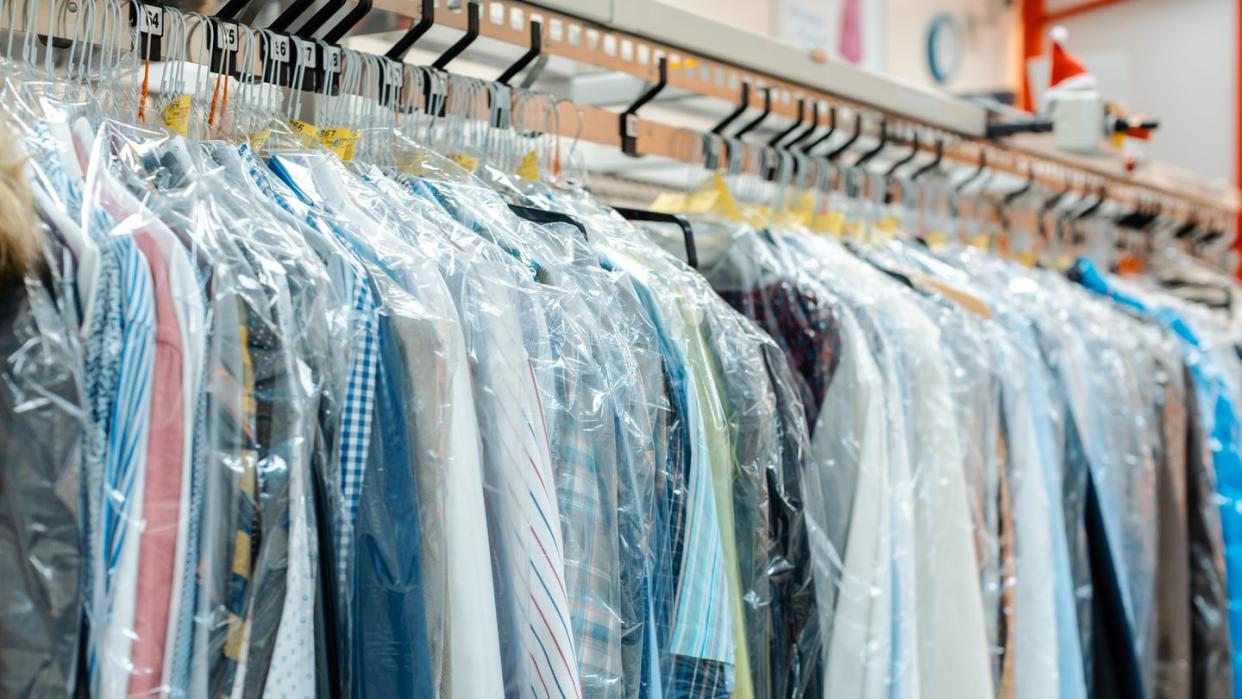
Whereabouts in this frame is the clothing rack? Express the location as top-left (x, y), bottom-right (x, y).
top-left (353, 0), bottom-right (1239, 222)
top-left (7, 0), bottom-right (1238, 224)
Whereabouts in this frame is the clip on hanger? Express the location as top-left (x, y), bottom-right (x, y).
top-left (614, 207), bottom-right (699, 268)
top-left (733, 85), bottom-right (772, 138)
top-left (826, 112), bottom-right (862, 161)
top-left (954, 150), bottom-right (987, 192)
top-left (509, 204), bottom-right (589, 242)
top-left (620, 56), bottom-right (668, 157)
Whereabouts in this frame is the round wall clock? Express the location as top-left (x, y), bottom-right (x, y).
top-left (926, 12), bottom-right (964, 85)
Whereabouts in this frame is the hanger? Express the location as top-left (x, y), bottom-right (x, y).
top-left (852, 118), bottom-right (888, 167)
top-left (784, 100), bottom-right (820, 150)
top-left (767, 98), bottom-right (805, 148)
top-left (386, 0), bottom-right (434, 61)
top-left (825, 112), bottom-right (862, 160)
top-left (1074, 184), bottom-right (1106, 220)
top-left (620, 56), bottom-right (668, 156)
top-left (498, 20), bottom-right (542, 85)
top-left (733, 85), bottom-right (772, 138)
top-left (1003, 163), bottom-right (1035, 204)
top-left (954, 150), bottom-right (987, 192)
top-left (432, 1), bottom-right (480, 70)
top-left (885, 130), bottom-right (919, 178)
top-left (704, 81), bottom-right (750, 170)
top-left (801, 105), bottom-right (837, 153)
top-left (509, 204), bottom-right (589, 242)
top-left (910, 138), bottom-right (943, 180)
top-left (614, 207), bottom-right (699, 268)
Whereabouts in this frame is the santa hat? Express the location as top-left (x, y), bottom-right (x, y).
top-left (1042, 26), bottom-right (1097, 109)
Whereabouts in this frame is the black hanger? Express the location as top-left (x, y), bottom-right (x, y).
top-left (784, 101), bottom-right (820, 150)
top-left (1075, 185), bottom-right (1106, 220)
top-left (620, 57), bottom-right (668, 157)
top-left (614, 207), bottom-right (699, 268)
top-left (1003, 163), bottom-right (1035, 205)
top-left (882, 131), bottom-right (919, 204)
top-left (852, 118), bottom-right (888, 167)
top-left (705, 82), bottom-right (750, 170)
top-left (215, 0), bottom-right (252, 20)
top-left (508, 205), bottom-right (589, 242)
top-left (269, 0), bottom-right (318, 33)
top-left (324, 0), bottom-right (372, 43)
top-left (910, 139), bottom-right (943, 180)
top-left (954, 151), bottom-right (987, 192)
top-left (801, 105), bottom-right (837, 153)
top-left (1173, 214), bottom-right (1200, 240)
top-left (885, 131), bottom-right (919, 178)
top-left (433, 1), bottom-right (481, 70)
top-left (826, 113), bottom-right (862, 161)
top-left (768, 98), bottom-right (805, 148)
top-left (498, 20), bottom-right (542, 85)
top-left (1042, 177), bottom-right (1073, 212)
top-left (386, 0), bottom-right (434, 61)
top-left (733, 86), bottom-right (772, 138)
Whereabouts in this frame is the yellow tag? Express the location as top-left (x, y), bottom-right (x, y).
top-left (448, 153), bottom-right (479, 173)
top-left (1016, 250), bottom-right (1037, 268)
top-left (741, 204), bottom-right (772, 227)
top-left (289, 119), bottom-right (320, 147)
top-left (967, 234), bottom-right (990, 251)
top-left (842, 220), bottom-right (863, 240)
top-left (395, 149), bottom-right (431, 175)
top-left (926, 231), bottom-right (949, 251)
top-left (516, 150), bottom-right (540, 181)
top-left (702, 172), bottom-right (741, 221)
top-left (684, 189), bottom-right (719, 214)
top-left (318, 127), bottom-right (358, 161)
top-left (161, 95), bottom-right (191, 136)
top-left (778, 191), bottom-right (815, 227)
top-left (875, 217), bottom-right (898, 234)
top-left (812, 211), bottom-right (845, 237)
top-left (1054, 254), bottom-right (1074, 271)
top-left (651, 192), bottom-right (689, 213)
top-left (250, 129), bottom-right (272, 150)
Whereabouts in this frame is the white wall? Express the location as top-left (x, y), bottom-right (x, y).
top-left (669, 0), bottom-right (1016, 92)
top-left (1041, 0), bottom-right (1236, 182)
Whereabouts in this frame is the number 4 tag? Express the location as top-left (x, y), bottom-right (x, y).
top-left (138, 4), bottom-right (163, 36)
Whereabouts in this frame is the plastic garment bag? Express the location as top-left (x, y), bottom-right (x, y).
top-left (1073, 258), bottom-right (1242, 698)
top-left (0, 222), bottom-right (87, 698)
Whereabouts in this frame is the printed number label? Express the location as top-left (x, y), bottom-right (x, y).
top-left (270, 35), bottom-right (291, 63)
top-left (295, 39), bottom-right (316, 69)
top-left (386, 62), bottom-right (403, 87)
top-left (218, 23), bottom-right (239, 51)
top-left (326, 46), bottom-right (342, 73)
top-left (138, 5), bottom-right (163, 35)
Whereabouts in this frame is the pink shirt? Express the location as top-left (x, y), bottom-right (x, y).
top-left (127, 233), bottom-right (186, 697)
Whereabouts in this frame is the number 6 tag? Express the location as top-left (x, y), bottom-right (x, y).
top-left (270, 35), bottom-right (291, 63)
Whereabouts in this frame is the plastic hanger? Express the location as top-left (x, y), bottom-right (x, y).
top-left (614, 207), bottom-right (698, 268)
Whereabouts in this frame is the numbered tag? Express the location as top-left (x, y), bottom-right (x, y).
top-left (325, 46), bottom-right (342, 74)
top-left (217, 22), bottom-right (239, 51)
top-left (269, 34), bottom-right (291, 63)
top-left (294, 38), bottom-right (316, 69)
top-left (386, 61), bottom-right (404, 87)
top-left (138, 4), bottom-right (163, 36)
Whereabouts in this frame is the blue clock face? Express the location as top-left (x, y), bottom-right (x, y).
top-left (927, 12), bottom-right (964, 85)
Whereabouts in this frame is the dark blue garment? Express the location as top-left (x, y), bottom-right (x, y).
top-left (350, 313), bottom-right (433, 699)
